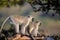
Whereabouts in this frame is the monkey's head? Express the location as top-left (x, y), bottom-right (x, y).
top-left (27, 15), bottom-right (34, 22)
top-left (36, 21), bottom-right (42, 27)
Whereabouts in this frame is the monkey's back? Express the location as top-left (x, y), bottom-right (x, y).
top-left (10, 15), bottom-right (28, 24)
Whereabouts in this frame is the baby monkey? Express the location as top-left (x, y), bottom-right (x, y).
top-left (28, 21), bottom-right (41, 37)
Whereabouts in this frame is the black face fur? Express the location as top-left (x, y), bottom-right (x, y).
top-left (39, 23), bottom-right (41, 26)
top-left (32, 18), bottom-right (34, 22)
top-left (36, 21), bottom-right (39, 23)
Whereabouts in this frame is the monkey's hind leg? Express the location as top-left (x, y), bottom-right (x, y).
top-left (20, 25), bottom-right (26, 36)
top-left (14, 24), bottom-right (20, 34)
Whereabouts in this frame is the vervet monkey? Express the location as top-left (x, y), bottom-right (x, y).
top-left (0, 15), bottom-right (34, 35)
top-left (29, 21), bottom-right (41, 37)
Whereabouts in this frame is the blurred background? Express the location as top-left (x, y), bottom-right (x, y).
top-left (0, 0), bottom-right (60, 36)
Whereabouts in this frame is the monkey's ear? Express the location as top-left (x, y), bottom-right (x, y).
top-left (28, 16), bottom-right (30, 17)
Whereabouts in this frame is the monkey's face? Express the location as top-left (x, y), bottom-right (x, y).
top-left (36, 21), bottom-right (41, 27)
top-left (28, 16), bottom-right (34, 22)
top-left (39, 22), bottom-right (41, 26)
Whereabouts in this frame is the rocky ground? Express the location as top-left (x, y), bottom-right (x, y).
top-left (8, 34), bottom-right (44, 40)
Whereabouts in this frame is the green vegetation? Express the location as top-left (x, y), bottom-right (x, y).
top-left (0, 0), bottom-right (24, 8)
top-left (0, 0), bottom-right (33, 8)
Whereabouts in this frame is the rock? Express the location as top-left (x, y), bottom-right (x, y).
top-left (8, 34), bottom-right (30, 40)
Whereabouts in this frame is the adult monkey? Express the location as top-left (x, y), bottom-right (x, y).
top-left (0, 15), bottom-right (34, 35)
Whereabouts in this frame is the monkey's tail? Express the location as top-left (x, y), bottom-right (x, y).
top-left (0, 16), bottom-right (10, 33)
